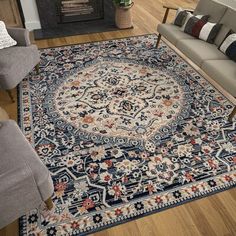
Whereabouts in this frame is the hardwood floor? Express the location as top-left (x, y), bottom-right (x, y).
top-left (1, 0), bottom-right (236, 235)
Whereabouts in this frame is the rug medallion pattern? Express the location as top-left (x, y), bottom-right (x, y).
top-left (19, 35), bottom-right (236, 235)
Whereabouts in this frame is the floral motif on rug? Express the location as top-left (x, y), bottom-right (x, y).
top-left (19, 35), bottom-right (236, 236)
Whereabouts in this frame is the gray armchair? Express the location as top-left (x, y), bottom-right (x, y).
top-left (0, 120), bottom-right (54, 229)
top-left (0, 27), bottom-right (40, 102)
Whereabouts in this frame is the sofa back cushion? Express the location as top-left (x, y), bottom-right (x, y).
top-left (215, 0), bottom-right (236, 9)
top-left (194, 0), bottom-right (227, 23)
top-left (215, 8), bottom-right (236, 46)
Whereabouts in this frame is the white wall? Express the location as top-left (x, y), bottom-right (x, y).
top-left (20, 0), bottom-right (41, 31)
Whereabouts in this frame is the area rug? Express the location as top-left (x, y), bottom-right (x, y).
top-left (19, 34), bottom-right (236, 235)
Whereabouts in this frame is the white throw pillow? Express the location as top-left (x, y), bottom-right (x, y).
top-left (0, 21), bottom-right (17, 49)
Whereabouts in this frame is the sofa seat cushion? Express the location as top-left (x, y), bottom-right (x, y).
top-left (157, 23), bottom-right (195, 46)
top-left (202, 60), bottom-right (236, 97)
top-left (0, 45), bottom-right (40, 89)
top-left (176, 39), bottom-right (228, 66)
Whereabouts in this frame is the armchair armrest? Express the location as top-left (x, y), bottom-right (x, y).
top-left (6, 27), bottom-right (31, 47)
top-left (161, 5), bottom-right (194, 24)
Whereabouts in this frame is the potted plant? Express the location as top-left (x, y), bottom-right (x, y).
top-left (113, 0), bottom-right (134, 29)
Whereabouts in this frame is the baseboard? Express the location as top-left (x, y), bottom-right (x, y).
top-left (24, 21), bottom-right (41, 31)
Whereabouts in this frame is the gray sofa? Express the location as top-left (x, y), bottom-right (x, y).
top-left (0, 27), bottom-right (40, 102)
top-left (157, 0), bottom-right (236, 97)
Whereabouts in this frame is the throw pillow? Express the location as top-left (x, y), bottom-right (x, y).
top-left (219, 32), bottom-right (236, 62)
top-left (0, 21), bottom-right (17, 50)
top-left (198, 22), bottom-right (222, 43)
top-left (182, 14), bottom-right (222, 43)
top-left (173, 8), bottom-right (188, 27)
top-left (181, 12), bottom-right (209, 32)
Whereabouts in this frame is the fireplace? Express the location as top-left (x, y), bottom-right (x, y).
top-left (34, 0), bottom-right (115, 40)
top-left (57, 0), bottom-right (104, 23)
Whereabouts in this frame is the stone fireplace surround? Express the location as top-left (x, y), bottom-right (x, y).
top-left (33, 0), bottom-right (115, 40)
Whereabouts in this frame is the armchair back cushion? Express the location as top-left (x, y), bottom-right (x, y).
top-left (0, 45), bottom-right (40, 89)
top-left (214, 8), bottom-right (236, 46)
top-left (194, 0), bottom-right (227, 23)
top-left (7, 27), bottom-right (31, 47)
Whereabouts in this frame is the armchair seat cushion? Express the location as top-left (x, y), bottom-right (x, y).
top-left (202, 60), bottom-right (236, 96)
top-left (157, 23), bottom-right (195, 46)
top-left (0, 45), bottom-right (40, 89)
top-left (176, 39), bottom-right (228, 66)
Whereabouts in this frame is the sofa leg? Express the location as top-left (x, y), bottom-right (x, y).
top-left (45, 197), bottom-right (53, 210)
top-left (35, 64), bottom-right (40, 74)
top-left (156, 34), bottom-right (162, 48)
top-left (228, 106), bottom-right (236, 122)
top-left (6, 90), bottom-right (14, 103)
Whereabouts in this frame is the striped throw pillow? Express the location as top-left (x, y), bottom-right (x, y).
top-left (182, 14), bottom-right (221, 43)
top-left (219, 32), bottom-right (236, 62)
top-left (181, 12), bottom-right (209, 32)
top-left (198, 22), bottom-right (222, 43)
top-left (173, 8), bottom-right (188, 27)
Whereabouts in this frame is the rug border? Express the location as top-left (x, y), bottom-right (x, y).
top-left (17, 85), bottom-right (22, 129)
top-left (74, 182), bottom-right (236, 236)
top-left (17, 34), bottom-right (236, 236)
top-left (37, 33), bottom-right (157, 50)
top-left (18, 181), bottom-right (236, 236)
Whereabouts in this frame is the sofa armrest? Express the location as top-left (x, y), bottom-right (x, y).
top-left (162, 5), bottom-right (194, 24)
top-left (163, 4), bottom-right (194, 12)
top-left (6, 27), bottom-right (31, 46)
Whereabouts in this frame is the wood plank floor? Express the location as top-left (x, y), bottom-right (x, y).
top-left (1, 0), bottom-right (236, 235)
